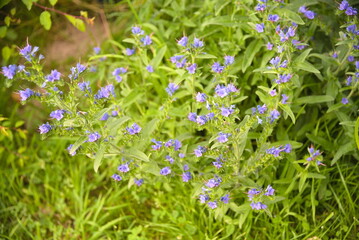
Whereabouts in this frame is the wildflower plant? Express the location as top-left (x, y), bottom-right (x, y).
top-left (2, 0), bottom-right (358, 232)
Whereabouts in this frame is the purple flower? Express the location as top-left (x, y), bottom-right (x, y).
top-left (50, 110), bottom-right (65, 121)
top-left (151, 139), bottom-right (162, 150)
top-left (93, 47), bottom-right (101, 54)
top-left (183, 164), bottom-right (189, 171)
top-left (213, 160), bottom-right (222, 169)
top-left (206, 177), bottom-right (221, 188)
top-left (146, 65), bottom-right (154, 73)
top-left (207, 201), bottom-right (217, 209)
top-left (160, 167), bottom-right (171, 176)
top-left (283, 144), bottom-right (292, 153)
top-left (345, 7), bottom-right (357, 16)
top-left (266, 42), bottom-right (273, 50)
top-left (264, 185), bottom-right (275, 196)
top-left (212, 62), bottom-right (225, 73)
top-left (270, 56), bottom-right (281, 68)
top-left (269, 109), bottom-right (280, 123)
top-left (78, 81), bottom-right (91, 92)
top-left (95, 84), bottom-right (115, 99)
top-left (178, 36), bottom-right (188, 47)
top-left (194, 146), bottom-right (206, 157)
top-left (255, 23), bottom-right (265, 33)
top-left (224, 55), bottom-right (234, 65)
top-left (126, 123), bottom-right (142, 135)
top-left (188, 112), bottom-right (197, 122)
top-left (112, 67), bottom-right (127, 82)
top-left (88, 132), bottom-right (101, 142)
top-left (215, 84), bottom-right (229, 97)
top-left (112, 111), bottom-right (118, 117)
top-left (348, 56), bottom-right (355, 62)
top-left (269, 89), bottom-right (277, 96)
top-left (217, 132), bottom-right (230, 143)
top-left (134, 178), bottom-right (144, 186)
top-left (199, 194), bottom-right (210, 203)
top-left (131, 26), bottom-right (144, 35)
top-left (227, 83), bottom-right (238, 93)
top-left (118, 163), bottom-right (130, 173)
top-left (165, 155), bottom-right (175, 164)
top-left (257, 104), bottom-right (267, 114)
top-left (125, 48), bottom-right (135, 56)
top-left (192, 38), bottom-right (204, 48)
top-left (112, 174), bottom-right (122, 181)
top-left (339, 1), bottom-right (349, 11)
top-left (346, 24), bottom-right (357, 34)
top-left (19, 44), bottom-right (39, 61)
top-left (68, 63), bottom-right (86, 80)
top-left (39, 122), bottom-right (52, 134)
top-left (46, 69), bottom-right (61, 82)
top-left (250, 202), bottom-right (267, 210)
top-left (276, 74), bottom-right (292, 84)
top-left (220, 194), bottom-right (230, 204)
top-left (341, 97), bottom-right (349, 105)
top-left (179, 153), bottom-right (185, 158)
top-left (141, 35), bottom-right (152, 46)
top-left (196, 92), bottom-right (207, 102)
top-left (220, 105), bottom-right (235, 117)
top-left (173, 140), bottom-right (182, 151)
top-left (268, 14), bottom-right (279, 22)
top-left (332, 52), bottom-right (338, 58)
top-left (187, 63), bottom-right (197, 74)
top-left (166, 83), bottom-right (179, 96)
top-left (19, 88), bottom-right (34, 101)
top-left (182, 172), bottom-right (192, 182)
top-left (101, 113), bottom-right (110, 121)
top-left (299, 6), bottom-right (315, 19)
top-left (266, 147), bottom-right (282, 157)
top-left (281, 94), bottom-right (289, 104)
top-left (255, 4), bottom-right (266, 11)
top-left (2, 65), bottom-right (17, 79)
top-left (247, 189), bottom-right (260, 201)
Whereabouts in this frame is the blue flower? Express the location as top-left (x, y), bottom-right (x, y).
top-left (46, 69), bottom-right (61, 82)
top-left (199, 194), bottom-right (209, 203)
top-left (188, 112), bottom-right (197, 122)
top-left (67, 144), bottom-right (77, 156)
top-left (93, 47), bottom-right (101, 54)
top-left (205, 177), bottom-right (222, 188)
top-left (264, 185), bottom-right (275, 196)
top-left (118, 163), bottom-right (130, 173)
top-left (268, 14), bottom-right (280, 22)
top-left (182, 172), bottom-right (191, 182)
top-left (341, 97), bottom-right (349, 105)
top-left (192, 38), bottom-right (204, 48)
top-left (250, 202), bottom-right (267, 210)
top-left (186, 63), bottom-right (197, 74)
top-left (224, 55), bottom-right (234, 65)
top-left (220, 105), bottom-right (235, 117)
top-left (112, 174), bottom-right (122, 181)
top-left (50, 110), bottom-right (65, 121)
top-left (220, 194), bottom-right (230, 204)
top-left (19, 44), bottom-right (39, 61)
top-left (100, 113), bottom-right (110, 121)
top-left (269, 109), bottom-right (280, 123)
top-left (141, 35), bottom-right (152, 46)
top-left (125, 48), bottom-right (135, 56)
top-left (266, 42), bottom-right (273, 50)
top-left (112, 110), bottom-right (118, 116)
top-left (348, 56), bottom-right (355, 62)
top-left (345, 7), bottom-right (357, 16)
top-left (131, 26), bottom-right (144, 35)
top-left (2, 65), bottom-right (18, 79)
top-left (160, 167), bottom-right (171, 175)
top-left (178, 36), bottom-right (188, 47)
top-left (207, 201), bottom-right (217, 209)
top-left (78, 81), bottom-right (91, 92)
top-left (194, 146), bottom-right (206, 157)
top-left (112, 67), bottom-right (127, 82)
top-left (151, 139), bottom-right (162, 150)
top-left (183, 164), bottom-right (189, 171)
top-left (146, 65), bottom-right (154, 73)
top-left (255, 23), bottom-right (265, 33)
top-left (196, 92), bottom-right (207, 102)
top-left (95, 84), bottom-right (115, 99)
top-left (217, 132), bottom-right (231, 143)
top-left (126, 123), bottom-right (142, 135)
top-left (19, 88), bottom-right (34, 101)
top-left (281, 94), bottom-right (289, 104)
top-left (255, 3), bottom-right (266, 11)
top-left (39, 122), bottom-right (52, 134)
top-left (165, 83), bottom-right (179, 96)
top-left (339, 0), bottom-right (349, 11)
top-left (88, 132), bottom-right (101, 142)
top-left (299, 6), bottom-right (315, 19)
top-left (135, 178), bottom-right (144, 186)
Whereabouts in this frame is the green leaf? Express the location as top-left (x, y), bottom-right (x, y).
top-left (331, 142), bottom-right (355, 165)
top-left (355, 117), bottom-right (359, 150)
top-left (69, 135), bottom-right (87, 155)
top-left (94, 144), bottom-right (106, 172)
top-left (151, 45), bottom-right (167, 68)
top-left (279, 104), bottom-right (296, 124)
top-left (196, 54), bottom-right (217, 59)
top-left (49, 0), bottom-right (57, 6)
top-left (107, 116), bottom-right (131, 134)
top-left (0, 0), bottom-right (11, 8)
top-left (22, 0), bottom-right (34, 10)
top-left (124, 148), bottom-right (149, 162)
top-left (327, 103), bottom-right (343, 113)
top-left (307, 173), bottom-right (326, 179)
top-left (294, 48), bottom-right (312, 63)
top-left (40, 11), bottom-right (52, 30)
top-left (296, 61), bottom-right (320, 73)
top-left (242, 39), bottom-right (262, 72)
top-left (282, 8), bottom-right (305, 25)
top-left (296, 95), bottom-right (334, 104)
top-left (0, 26), bottom-right (7, 38)
top-left (299, 172), bottom-right (308, 193)
top-left (2, 46), bottom-right (11, 63)
top-left (65, 15), bottom-right (86, 32)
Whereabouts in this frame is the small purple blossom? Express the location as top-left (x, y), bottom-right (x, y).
top-left (46, 69), bottom-right (61, 82)
top-left (100, 113), bottom-right (110, 121)
top-left (182, 172), bottom-right (192, 182)
top-left (88, 132), bottom-right (101, 142)
top-left (126, 123), bottom-right (142, 135)
top-left (339, 1), bottom-right (349, 11)
top-left (194, 146), bottom-right (206, 157)
top-left (160, 167), bottom-right (171, 176)
top-left (281, 94), bottom-right (289, 104)
top-left (247, 189), bottom-right (260, 201)
top-left (93, 47), bottom-right (101, 54)
top-left (187, 63), bottom-right (197, 74)
top-left (196, 92), bottom-right (207, 102)
top-left (2, 65), bottom-right (17, 79)
top-left (141, 35), bottom-right (152, 46)
top-left (50, 110), bottom-right (65, 121)
top-left (165, 83), bottom-right (179, 96)
top-left (112, 174), bottom-right (122, 181)
top-left (192, 38), bottom-right (204, 48)
top-left (224, 55), bottom-right (234, 65)
top-left (131, 26), bottom-right (144, 35)
top-left (151, 139), bottom-right (162, 150)
top-left (341, 97), bottom-right (349, 105)
top-left (188, 112), bottom-right (197, 122)
top-left (178, 36), bottom-right (188, 47)
top-left (220, 105), bottom-right (235, 117)
top-left (269, 89), bottom-right (277, 96)
top-left (255, 3), bottom-right (266, 11)
top-left (266, 42), bottom-right (273, 50)
top-left (220, 194), bottom-right (230, 204)
top-left (206, 177), bottom-right (222, 188)
top-left (19, 44), bottom-right (39, 61)
top-left (183, 164), bottom-right (189, 171)
top-left (217, 132), bottom-right (230, 143)
top-left (19, 88), bottom-right (34, 101)
top-left (78, 81), bottom-right (91, 92)
top-left (348, 56), bottom-right (355, 62)
top-left (39, 122), bottom-right (52, 134)
top-left (257, 104), bottom-right (267, 114)
top-left (125, 48), bottom-right (135, 56)
top-left (134, 178), bottom-right (144, 186)
top-left (146, 65), bottom-right (154, 73)
top-left (199, 194), bottom-right (210, 203)
top-left (255, 23), bottom-right (265, 33)
top-left (118, 163), bottom-right (130, 173)
top-left (67, 144), bottom-right (77, 156)
top-left (268, 14), bottom-right (280, 22)
top-left (264, 185), bottom-right (275, 196)
top-left (212, 62), bottom-right (225, 73)
top-left (207, 201), bottom-right (217, 209)
top-left (94, 84), bottom-right (115, 99)
top-left (345, 7), bottom-right (357, 16)
top-left (250, 202), bottom-right (267, 210)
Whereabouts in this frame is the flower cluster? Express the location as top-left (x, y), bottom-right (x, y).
top-left (305, 145), bottom-right (324, 166)
top-left (247, 185), bottom-right (275, 210)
